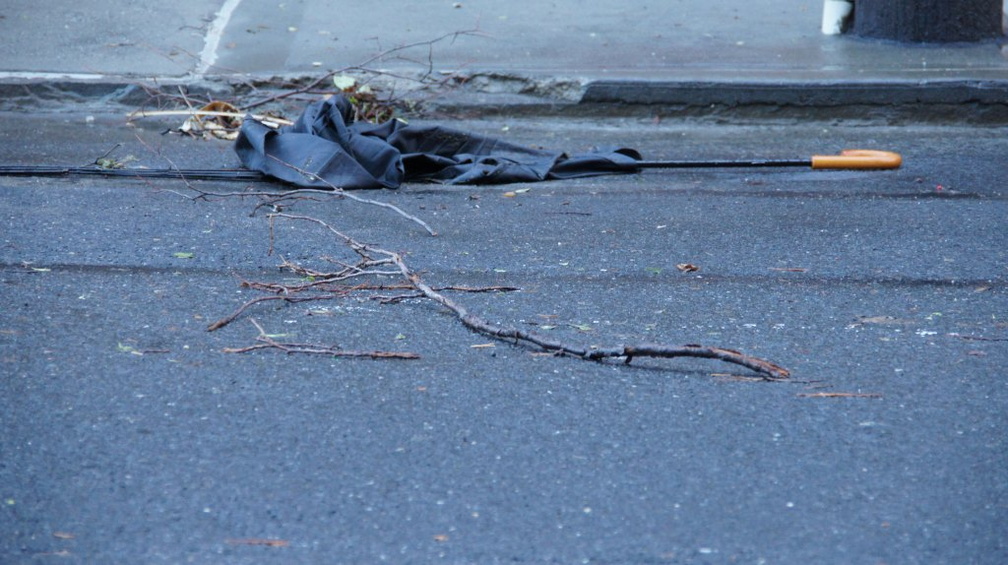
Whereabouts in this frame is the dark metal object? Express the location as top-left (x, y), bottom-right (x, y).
top-left (0, 166), bottom-right (268, 182)
top-left (852, 0), bottom-right (1004, 42)
top-left (633, 159), bottom-right (808, 169)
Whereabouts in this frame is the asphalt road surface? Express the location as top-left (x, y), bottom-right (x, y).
top-left (1, 111), bottom-right (1006, 563)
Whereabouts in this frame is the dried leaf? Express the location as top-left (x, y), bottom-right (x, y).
top-left (797, 392), bottom-right (882, 398)
top-left (179, 101), bottom-right (244, 140)
top-left (226, 538), bottom-right (289, 547)
top-left (856, 315), bottom-right (913, 325)
top-left (676, 263), bottom-right (699, 273)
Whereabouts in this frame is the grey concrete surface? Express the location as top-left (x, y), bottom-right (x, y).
top-left (1, 0), bottom-right (1004, 81)
top-left (1, 112), bottom-right (1006, 563)
top-left (0, 1), bottom-right (215, 78)
top-left (1, 0), bottom-right (1006, 112)
top-left (209, 0), bottom-right (1008, 81)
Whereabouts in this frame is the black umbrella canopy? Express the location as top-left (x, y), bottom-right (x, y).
top-left (234, 95), bottom-right (642, 189)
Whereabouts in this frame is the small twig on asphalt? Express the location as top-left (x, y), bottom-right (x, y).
top-left (947, 332), bottom-right (1008, 342)
top-left (130, 130), bottom-right (201, 195)
top-left (207, 294), bottom-right (340, 332)
top-left (222, 318), bottom-right (420, 358)
top-left (263, 154), bottom-right (437, 235)
top-left (371, 284), bottom-right (520, 304)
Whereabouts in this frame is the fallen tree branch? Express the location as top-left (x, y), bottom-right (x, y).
top-left (228, 213), bottom-right (790, 380)
top-left (400, 256), bottom-right (790, 379)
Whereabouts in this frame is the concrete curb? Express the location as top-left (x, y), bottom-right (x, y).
top-left (2, 75), bottom-right (1006, 123)
top-left (582, 79), bottom-right (1008, 106)
top-left (576, 79), bottom-right (1008, 122)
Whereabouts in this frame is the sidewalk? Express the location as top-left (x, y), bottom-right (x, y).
top-left (1, 0), bottom-right (1005, 113)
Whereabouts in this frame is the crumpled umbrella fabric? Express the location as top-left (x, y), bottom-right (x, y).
top-left (235, 96), bottom-right (642, 189)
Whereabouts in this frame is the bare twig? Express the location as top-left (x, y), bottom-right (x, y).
top-left (207, 294), bottom-right (340, 332)
top-left (372, 284), bottom-right (520, 304)
top-left (130, 129), bottom-right (434, 234)
top-left (242, 28), bottom-right (484, 110)
top-left (263, 153), bottom-right (436, 235)
top-left (947, 333), bottom-right (1008, 342)
top-left (221, 318), bottom-right (420, 359)
top-left (127, 109), bottom-right (294, 127)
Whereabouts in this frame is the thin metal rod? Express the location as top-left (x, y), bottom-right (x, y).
top-left (0, 165), bottom-right (269, 181)
top-left (632, 159), bottom-right (810, 169)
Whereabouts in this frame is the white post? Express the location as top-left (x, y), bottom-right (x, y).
top-left (822, 0), bottom-right (855, 35)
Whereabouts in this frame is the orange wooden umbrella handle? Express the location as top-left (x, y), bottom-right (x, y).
top-left (811, 150), bottom-right (902, 170)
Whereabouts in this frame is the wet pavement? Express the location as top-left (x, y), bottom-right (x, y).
top-left (2, 110), bottom-right (1006, 564)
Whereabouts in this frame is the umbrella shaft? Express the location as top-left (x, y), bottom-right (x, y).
top-left (633, 159), bottom-right (809, 169)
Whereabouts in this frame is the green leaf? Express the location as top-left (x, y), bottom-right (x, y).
top-left (173, 252), bottom-right (195, 259)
